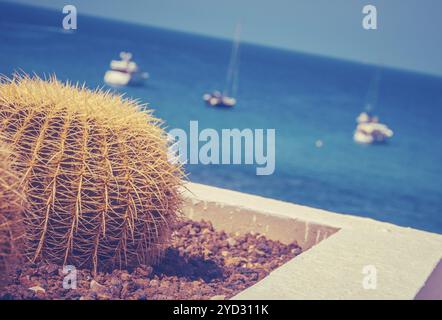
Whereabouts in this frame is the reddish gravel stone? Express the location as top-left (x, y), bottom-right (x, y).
top-left (0, 219), bottom-right (302, 300)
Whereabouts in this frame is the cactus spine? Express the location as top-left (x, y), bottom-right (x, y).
top-left (0, 142), bottom-right (24, 287)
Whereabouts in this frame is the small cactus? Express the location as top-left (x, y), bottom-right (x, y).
top-left (0, 75), bottom-right (183, 272)
top-left (0, 142), bottom-right (24, 287)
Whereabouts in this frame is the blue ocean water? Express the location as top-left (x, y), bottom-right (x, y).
top-left (1, 2), bottom-right (442, 233)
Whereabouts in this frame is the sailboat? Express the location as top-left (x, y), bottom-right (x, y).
top-left (353, 70), bottom-right (394, 144)
top-left (203, 24), bottom-right (241, 108)
top-left (354, 110), bottom-right (394, 144)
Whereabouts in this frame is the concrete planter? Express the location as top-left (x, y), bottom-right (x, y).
top-left (183, 182), bottom-right (442, 300)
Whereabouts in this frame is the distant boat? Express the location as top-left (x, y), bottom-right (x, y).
top-left (104, 52), bottom-right (148, 87)
top-left (354, 69), bottom-right (393, 144)
top-left (203, 24), bottom-right (241, 108)
top-left (354, 112), bottom-right (393, 144)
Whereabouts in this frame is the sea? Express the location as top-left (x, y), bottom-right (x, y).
top-left (1, 2), bottom-right (442, 233)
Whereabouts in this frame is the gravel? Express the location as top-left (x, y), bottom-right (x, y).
top-left (0, 219), bottom-right (302, 300)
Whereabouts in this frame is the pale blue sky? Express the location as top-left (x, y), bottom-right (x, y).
top-left (9, 0), bottom-right (442, 76)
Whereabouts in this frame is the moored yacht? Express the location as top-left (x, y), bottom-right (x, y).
top-left (104, 52), bottom-right (148, 87)
top-left (354, 112), bottom-right (393, 144)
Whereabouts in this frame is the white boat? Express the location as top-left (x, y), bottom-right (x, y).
top-left (104, 52), bottom-right (148, 87)
top-left (353, 112), bottom-right (393, 144)
top-left (354, 69), bottom-right (394, 144)
top-left (203, 24), bottom-right (241, 108)
top-left (203, 91), bottom-right (236, 107)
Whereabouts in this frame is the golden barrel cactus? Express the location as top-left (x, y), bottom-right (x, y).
top-left (0, 142), bottom-right (24, 287)
top-left (0, 75), bottom-right (183, 272)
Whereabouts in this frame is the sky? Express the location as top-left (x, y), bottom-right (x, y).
top-left (9, 0), bottom-right (442, 77)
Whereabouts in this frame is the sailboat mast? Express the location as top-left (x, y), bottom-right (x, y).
top-left (365, 67), bottom-right (381, 112)
top-left (224, 23), bottom-right (241, 97)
